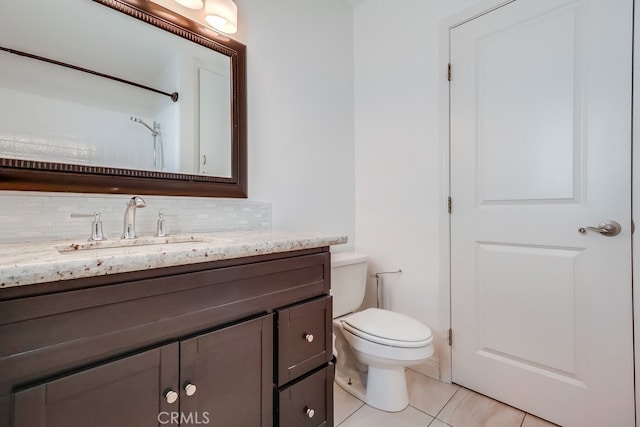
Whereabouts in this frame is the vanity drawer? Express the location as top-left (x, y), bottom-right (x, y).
top-left (276, 295), bottom-right (332, 386)
top-left (277, 364), bottom-right (334, 427)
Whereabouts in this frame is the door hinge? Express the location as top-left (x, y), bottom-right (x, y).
top-left (448, 328), bottom-right (453, 346)
top-left (447, 63), bottom-right (451, 81)
top-left (447, 196), bottom-right (452, 214)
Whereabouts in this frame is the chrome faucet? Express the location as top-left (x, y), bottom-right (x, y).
top-left (122, 196), bottom-right (146, 239)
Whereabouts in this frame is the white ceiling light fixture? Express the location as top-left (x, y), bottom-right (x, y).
top-left (174, 0), bottom-right (204, 9)
top-left (205, 0), bottom-right (237, 34)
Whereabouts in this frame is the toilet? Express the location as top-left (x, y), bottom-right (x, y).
top-left (331, 252), bottom-right (434, 412)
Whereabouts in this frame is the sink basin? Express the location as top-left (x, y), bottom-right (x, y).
top-left (55, 235), bottom-right (230, 254)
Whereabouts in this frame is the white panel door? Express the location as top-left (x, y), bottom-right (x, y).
top-left (449, 0), bottom-right (634, 426)
top-left (199, 67), bottom-right (232, 177)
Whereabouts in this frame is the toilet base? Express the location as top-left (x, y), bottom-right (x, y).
top-left (335, 367), bottom-right (366, 401)
top-left (365, 366), bottom-right (409, 412)
top-left (335, 365), bottom-right (409, 413)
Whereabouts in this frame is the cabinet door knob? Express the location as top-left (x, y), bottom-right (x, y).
top-left (185, 383), bottom-right (197, 397)
top-left (165, 390), bottom-right (178, 404)
top-left (304, 333), bottom-right (314, 343)
top-left (305, 407), bottom-right (315, 418)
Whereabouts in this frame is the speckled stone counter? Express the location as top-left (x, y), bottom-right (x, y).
top-left (0, 230), bottom-right (348, 289)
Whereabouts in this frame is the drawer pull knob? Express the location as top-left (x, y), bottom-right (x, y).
top-left (185, 383), bottom-right (197, 397)
top-left (165, 390), bottom-right (178, 404)
top-left (304, 333), bottom-right (314, 343)
top-left (305, 407), bottom-right (315, 418)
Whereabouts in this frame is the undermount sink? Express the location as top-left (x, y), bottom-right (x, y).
top-left (55, 235), bottom-right (230, 254)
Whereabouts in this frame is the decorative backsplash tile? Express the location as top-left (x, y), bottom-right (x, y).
top-left (0, 191), bottom-right (271, 243)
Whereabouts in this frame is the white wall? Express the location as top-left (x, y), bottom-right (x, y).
top-left (353, 0), bottom-right (510, 375)
top-left (0, 0), bottom-right (355, 248)
top-left (235, 0), bottom-right (355, 243)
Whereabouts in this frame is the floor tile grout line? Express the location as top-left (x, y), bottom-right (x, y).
top-left (427, 416), bottom-right (453, 427)
top-left (408, 403), bottom-right (437, 421)
top-left (407, 370), bottom-right (461, 419)
top-left (336, 404), bottom-right (363, 427)
top-left (335, 399), bottom-right (365, 426)
top-left (432, 385), bottom-right (461, 421)
top-left (458, 385), bottom-right (530, 425)
top-left (441, 385), bottom-right (536, 427)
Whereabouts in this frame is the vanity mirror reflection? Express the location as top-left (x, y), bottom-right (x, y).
top-left (0, 0), bottom-right (246, 197)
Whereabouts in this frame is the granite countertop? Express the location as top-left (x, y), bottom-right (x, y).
top-left (0, 230), bottom-right (348, 289)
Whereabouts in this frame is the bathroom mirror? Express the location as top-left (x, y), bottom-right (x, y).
top-left (0, 0), bottom-right (246, 197)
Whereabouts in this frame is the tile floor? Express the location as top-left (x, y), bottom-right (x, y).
top-left (334, 369), bottom-right (559, 427)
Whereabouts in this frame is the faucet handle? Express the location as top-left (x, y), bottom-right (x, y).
top-left (156, 211), bottom-right (168, 237)
top-left (71, 212), bottom-right (106, 241)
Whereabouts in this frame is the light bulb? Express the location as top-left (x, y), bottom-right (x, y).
top-left (174, 0), bottom-right (204, 9)
top-left (204, 0), bottom-right (237, 34)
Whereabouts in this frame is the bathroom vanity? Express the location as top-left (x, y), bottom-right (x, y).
top-left (0, 231), bottom-right (346, 427)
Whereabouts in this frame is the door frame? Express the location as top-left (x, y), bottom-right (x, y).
top-left (437, 1), bottom-right (638, 421)
top-left (632, 0), bottom-right (639, 422)
top-left (437, 0), bottom-right (517, 385)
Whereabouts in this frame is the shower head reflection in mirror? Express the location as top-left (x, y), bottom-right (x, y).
top-left (130, 116), bottom-right (164, 171)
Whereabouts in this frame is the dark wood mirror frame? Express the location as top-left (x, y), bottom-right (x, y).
top-left (0, 0), bottom-right (247, 198)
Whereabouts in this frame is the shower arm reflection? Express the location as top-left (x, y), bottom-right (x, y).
top-left (130, 116), bottom-right (163, 171)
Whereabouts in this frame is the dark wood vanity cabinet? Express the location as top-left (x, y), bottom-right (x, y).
top-left (0, 248), bottom-right (334, 427)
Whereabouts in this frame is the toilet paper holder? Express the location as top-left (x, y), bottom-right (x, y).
top-left (370, 269), bottom-right (402, 308)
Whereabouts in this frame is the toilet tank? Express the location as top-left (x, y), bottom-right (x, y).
top-left (330, 252), bottom-right (368, 318)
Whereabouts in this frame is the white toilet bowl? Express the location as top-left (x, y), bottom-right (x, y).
top-left (333, 308), bottom-right (434, 412)
top-left (330, 253), bottom-right (435, 412)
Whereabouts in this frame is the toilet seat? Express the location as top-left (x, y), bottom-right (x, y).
top-left (341, 308), bottom-right (433, 348)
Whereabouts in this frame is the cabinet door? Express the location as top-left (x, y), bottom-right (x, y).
top-left (180, 314), bottom-right (273, 427)
top-left (13, 343), bottom-right (179, 427)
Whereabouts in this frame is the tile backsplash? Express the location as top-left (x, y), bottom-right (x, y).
top-left (0, 191), bottom-right (271, 243)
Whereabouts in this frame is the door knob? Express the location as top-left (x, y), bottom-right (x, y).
top-left (304, 333), bottom-right (314, 343)
top-left (305, 407), bottom-right (315, 418)
top-left (578, 220), bottom-right (622, 237)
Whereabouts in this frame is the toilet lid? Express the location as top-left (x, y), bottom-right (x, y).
top-left (341, 308), bottom-right (433, 348)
